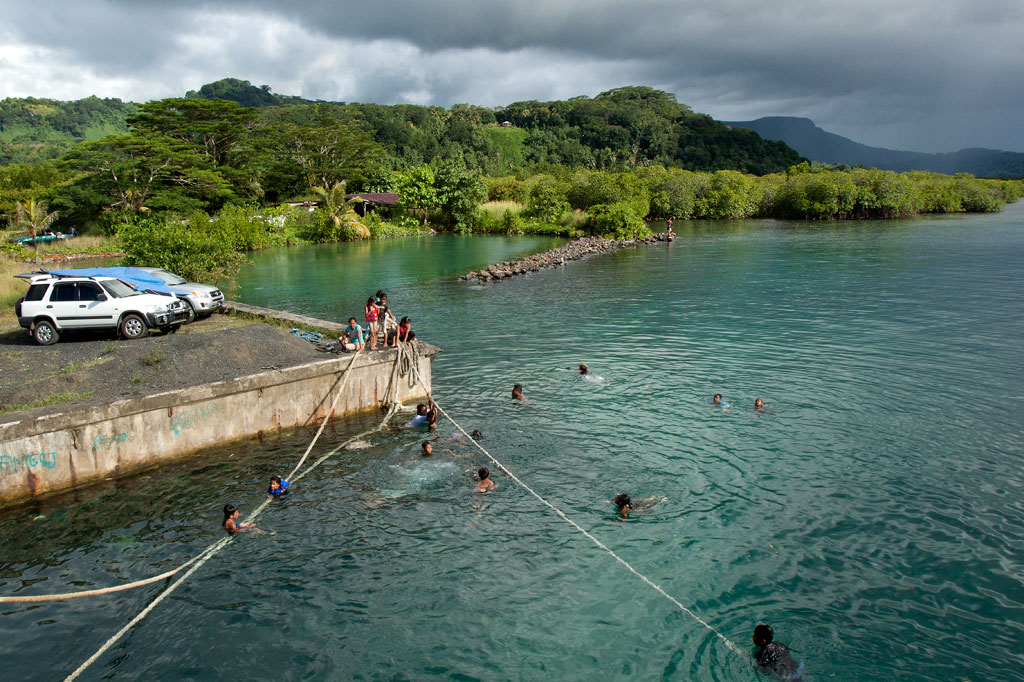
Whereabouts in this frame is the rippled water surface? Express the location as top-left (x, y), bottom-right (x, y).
top-left (3, 209), bottom-right (1023, 681)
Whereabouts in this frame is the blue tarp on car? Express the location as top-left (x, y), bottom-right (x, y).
top-left (48, 267), bottom-right (178, 295)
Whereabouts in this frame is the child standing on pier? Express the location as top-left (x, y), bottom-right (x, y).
top-left (365, 297), bottom-right (379, 350)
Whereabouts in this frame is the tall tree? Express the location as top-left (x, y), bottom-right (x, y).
top-left (128, 98), bottom-right (258, 167)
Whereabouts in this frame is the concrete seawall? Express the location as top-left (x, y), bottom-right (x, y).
top-left (0, 315), bottom-right (438, 504)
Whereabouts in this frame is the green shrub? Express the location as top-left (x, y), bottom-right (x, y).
top-left (589, 202), bottom-right (651, 239)
top-left (117, 215), bottom-right (248, 281)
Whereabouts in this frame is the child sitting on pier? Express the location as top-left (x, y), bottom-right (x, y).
top-left (268, 475), bottom-right (290, 496)
top-left (387, 316), bottom-right (416, 347)
top-left (340, 317), bottom-right (364, 351)
top-left (474, 467), bottom-right (497, 493)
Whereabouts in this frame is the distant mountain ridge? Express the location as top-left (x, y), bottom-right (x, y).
top-left (724, 116), bottom-right (1024, 178)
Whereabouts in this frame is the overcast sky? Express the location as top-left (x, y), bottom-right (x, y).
top-left (1, 0), bottom-right (1021, 152)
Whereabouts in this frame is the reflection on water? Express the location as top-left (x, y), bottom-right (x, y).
top-left (3, 208), bottom-right (1024, 682)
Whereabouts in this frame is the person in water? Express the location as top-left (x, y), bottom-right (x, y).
top-left (421, 441), bottom-right (433, 456)
top-left (222, 504), bottom-right (272, 535)
top-left (610, 493), bottom-right (663, 519)
top-left (754, 398), bottom-right (765, 411)
top-left (666, 218), bottom-right (674, 234)
top-left (711, 393), bottom-right (730, 409)
top-left (753, 624), bottom-right (803, 681)
top-left (475, 467), bottom-right (497, 493)
top-left (405, 396), bottom-right (437, 428)
top-left (512, 384), bottom-right (525, 402)
top-left (340, 317), bottom-right (364, 351)
top-left (579, 364), bottom-right (588, 375)
top-left (268, 475), bottom-right (290, 496)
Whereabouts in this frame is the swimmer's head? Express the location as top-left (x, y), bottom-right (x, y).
top-left (512, 384), bottom-right (523, 398)
top-left (613, 493), bottom-right (631, 510)
top-left (713, 393), bottom-right (722, 403)
top-left (753, 624), bottom-right (773, 647)
top-left (223, 504), bottom-right (238, 520)
top-left (416, 403), bottom-right (428, 415)
top-left (754, 398), bottom-right (764, 409)
top-left (470, 429), bottom-right (483, 440)
top-left (579, 364), bottom-right (588, 374)
top-left (348, 317), bottom-right (357, 325)
top-left (478, 467), bottom-right (490, 481)
top-left (421, 441), bottom-right (433, 456)
top-left (269, 475), bottom-right (282, 490)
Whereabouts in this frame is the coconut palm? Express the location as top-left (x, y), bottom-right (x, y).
top-left (14, 199), bottom-right (59, 254)
top-left (311, 180), bottom-right (369, 239)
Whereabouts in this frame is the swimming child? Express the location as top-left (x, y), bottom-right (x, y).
top-left (610, 493), bottom-right (663, 519)
top-left (475, 467), bottom-right (497, 493)
top-left (753, 624), bottom-right (803, 681)
top-left (711, 393), bottom-right (730, 409)
top-left (579, 364), bottom-right (589, 375)
top-left (754, 398), bottom-right (765, 410)
top-left (268, 475), bottom-right (290, 496)
top-left (340, 317), bottom-right (364, 351)
top-left (421, 441), bottom-right (433, 456)
top-left (222, 504), bottom-right (272, 535)
top-left (405, 396), bottom-right (438, 428)
top-left (512, 384), bottom-right (525, 402)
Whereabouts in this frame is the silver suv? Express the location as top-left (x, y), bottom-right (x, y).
top-left (131, 267), bottom-right (224, 320)
top-left (14, 274), bottom-right (190, 345)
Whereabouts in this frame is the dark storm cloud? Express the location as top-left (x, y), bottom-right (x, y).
top-left (1, 0), bottom-right (1021, 152)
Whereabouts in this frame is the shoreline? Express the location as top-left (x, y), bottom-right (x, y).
top-left (460, 233), bottom-right (672, 282)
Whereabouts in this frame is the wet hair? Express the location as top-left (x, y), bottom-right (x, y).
top-left (348, 317), bottom-right (357, 325)
top-left (421, 441), bottom-right (432, 455)
top-left (470, 429), bottom-right (483, 440)
top-left (269, 475), bottom-right (282, 486)
top-left (613, 493), bottom-right (631, 509)
top-left (579, 364), bottom-right (588, 374)
top-left (713, 393), bottom-right (722, 401)
top-left (416, 403), bottom-right (427, 415)
top-left (223, 504), bottom-right (237, 520)
top-left (478, 467), bottom-right (490, 480)
top-left (753, 624), bottom-right (773, 646)
top-left (754, 398), bottom-right (764, 408)
top-left (512, 384), bottom-right (523, 397)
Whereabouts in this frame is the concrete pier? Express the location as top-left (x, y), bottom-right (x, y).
top-left (0, 305), bottom-right (438, 505)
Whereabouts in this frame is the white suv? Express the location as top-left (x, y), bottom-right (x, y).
top-left (14, 274), bottom-right (190, 345)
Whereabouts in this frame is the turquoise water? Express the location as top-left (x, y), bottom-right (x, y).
top-left (2, 207), bottom-right (1023, 681)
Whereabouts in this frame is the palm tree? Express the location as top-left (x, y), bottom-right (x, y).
top-left (311, 180), bottom-right (369, 239)
top-left (14, 199), bottom-right (59, 255)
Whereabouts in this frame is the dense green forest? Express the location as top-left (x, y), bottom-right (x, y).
top-left (1, 79), bottom-right (1021, 281)
top-left (0, 96), bottom-right (134, 165)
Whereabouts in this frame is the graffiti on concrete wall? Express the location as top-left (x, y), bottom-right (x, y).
top-left (0, 452), bottom-right (58, 476)
top-left (92, 432), bottom-right (129, 450)
top-left (170, 403), bottom-right (219, 436)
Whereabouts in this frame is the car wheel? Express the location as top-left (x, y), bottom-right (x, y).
top-left (167, 324), bottom-right (182, 334)
top-left (33, 319), bottom-right (59, 346)
top-left (120, 314), bottom-right (148, 340)
top-left (184, 302), bottom-right (197, 324)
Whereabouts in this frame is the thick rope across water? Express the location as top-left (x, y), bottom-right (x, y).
top-left (1, 346), bottom-right (364, 605)
top-left (61, 402), bottom-right (401, 682)
top-left (406, 359), bottom-right (746, 660)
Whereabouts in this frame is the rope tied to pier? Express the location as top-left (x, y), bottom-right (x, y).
top-left (1, 344), bottom-right (368, 605)
top-left (404, 360), bottom-right (747, 661)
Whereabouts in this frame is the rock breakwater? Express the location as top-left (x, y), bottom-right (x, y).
top-left (460, 233), bottom-right (673, 282)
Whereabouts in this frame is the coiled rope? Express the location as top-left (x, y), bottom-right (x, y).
top-left (1, 346), bottom-right (365, 605)
top-left (404, 355), bottom-right (746, 660)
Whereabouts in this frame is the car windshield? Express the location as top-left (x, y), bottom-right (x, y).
top-left (153, 269), bottom-right (188, 285)
top-left (100, 279), bottom-right (141, 298)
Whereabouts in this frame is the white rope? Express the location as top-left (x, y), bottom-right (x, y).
top-left (61, 404), bottom-right (400, 682)
top-left (406, 362), bottom-right (746, 660)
